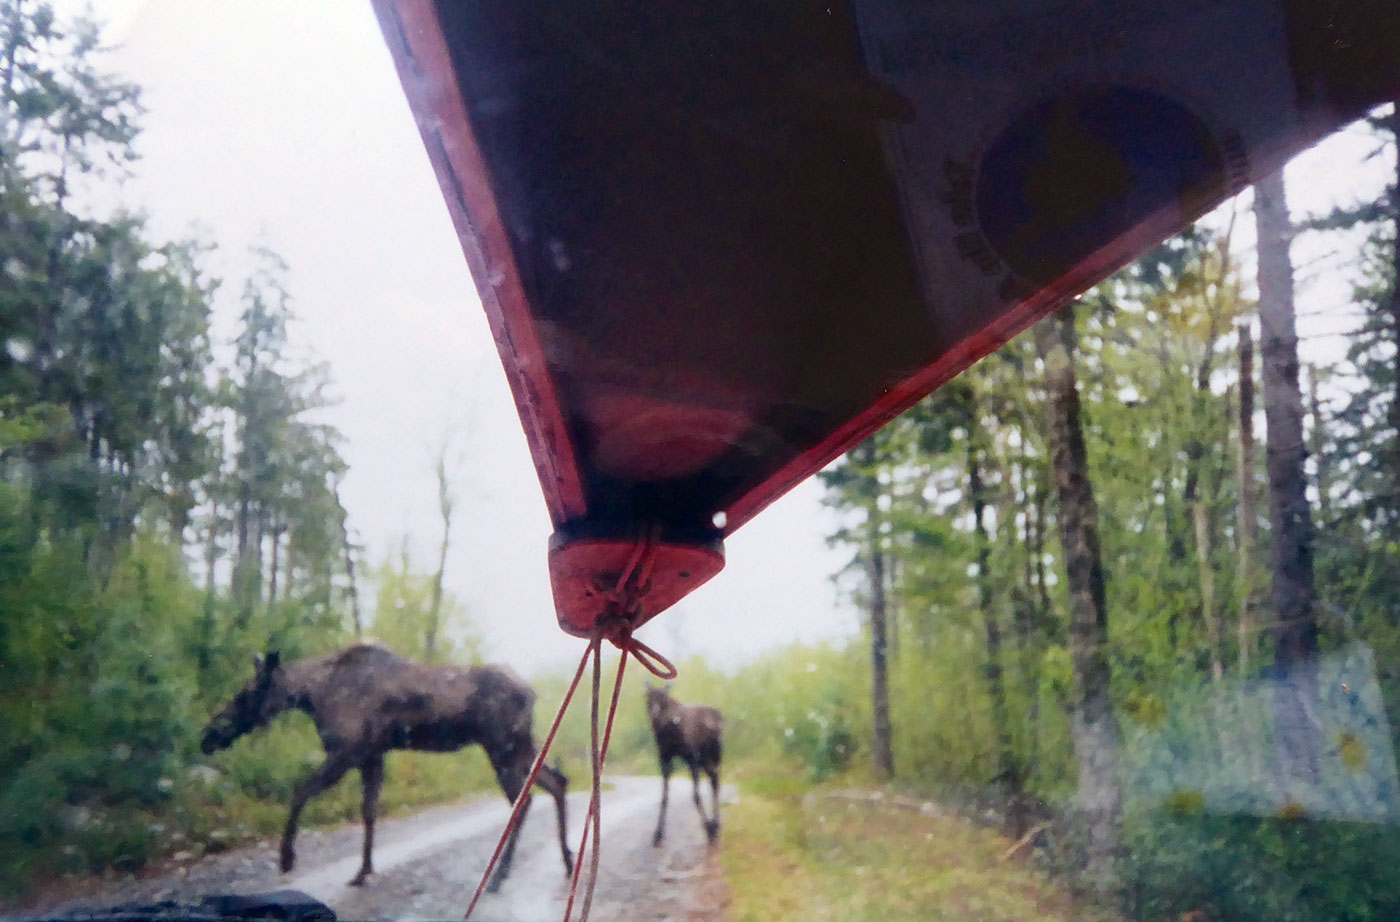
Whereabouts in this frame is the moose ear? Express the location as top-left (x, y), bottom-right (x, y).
top-left (265, 650), bottom-right (281, 670)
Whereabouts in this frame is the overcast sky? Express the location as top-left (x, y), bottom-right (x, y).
top-left (60, 1), bottom-right (1389, 677)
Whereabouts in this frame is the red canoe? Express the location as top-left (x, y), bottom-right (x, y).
top-left (369, 0), bottom-right (1400, 637)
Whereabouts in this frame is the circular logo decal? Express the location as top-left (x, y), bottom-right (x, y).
top-left (974, 86), bottom-right (1237, 286)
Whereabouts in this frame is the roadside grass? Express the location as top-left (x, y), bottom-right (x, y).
top-left (720, 779), bottom-right (1119, 922)
top-left (1, 741), bottom-right (500, 908)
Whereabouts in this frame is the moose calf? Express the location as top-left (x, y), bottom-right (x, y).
top-left (645, 684), bottom-right (723, 846)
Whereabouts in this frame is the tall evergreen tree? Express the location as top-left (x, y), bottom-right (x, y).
top-left (820, 431), bottom-right (898, 780)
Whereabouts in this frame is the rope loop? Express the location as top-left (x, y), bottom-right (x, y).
top-left (621, 634), bottom-right (679, 680)
top-left (596, 611), bottom-right (678, 680)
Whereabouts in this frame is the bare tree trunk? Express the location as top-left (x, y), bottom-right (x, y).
top-left (1187, 244), bottom-right (1231, 678)
top-left (1033, 307), bottom-right (1120, 886)
top-left (280, 527), bottom-right (294, 603)
top-left (199, 503), bottom-right (221, 678)
top-left (867, 536), bottom-right (895, 781)
top-left (169, 481), bottom-right (194, 544)
top-left (1161, 335), bottom-right (1191, 654)
top-left (886, 556), bottom-right (900, 662)
top-left (1028, 461), bottom-right (1052, 628)
top-left (233, 349), bottom-right (259, 623)
top-left (1255, 171), bottom-right (1318, 662)
top-left (204, 516), bottom-right (220, 595)
top-left (234, 497), bottom-right (267, 628)
top-left (968, 425), bottom-right (1022, 831)
top-left (1015, 446), bottom-right (1047, 776)
top-left (234, 489), bottom-right (250, 586)
top-left (859, 439), bottom-right (896, 782)
top-left (1254, 167), bottom-right (1321, 794)
top-left (334, 483), bottom-right (362, 638)
top-left (346, 544), bottom-right (362, 637)
top-left (427, 448), bottom-right (454, 661)
top-left (1237, 323), bottom-right (1258, 671)
top-left (1181, 266), bottom-right (1228, 518)
top-left (254, 520), bottom-right (266, 606)
top-left (1193, 498), bottom-right (1223, 681)
top-left (268, 525), bottom-right (282, 609)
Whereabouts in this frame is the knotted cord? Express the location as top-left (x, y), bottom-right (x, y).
top-left (464, 527), bottom-right (677, 921)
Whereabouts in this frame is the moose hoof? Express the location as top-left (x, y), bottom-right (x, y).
top-left (484, 875), bottom-right (504, 895)
top-left (705, 822), bottom-right (720, 845)
top-left (349, 869), bottom-right (371, 887)
top-left (279, 851), bottom-right (295, 873)
top-left (652, 832), bottom-right (663, 848)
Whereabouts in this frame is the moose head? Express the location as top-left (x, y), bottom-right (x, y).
top-left (644, 681), bottom-right (675, 724)
top-left (200, 651), bottom-right (283, 755)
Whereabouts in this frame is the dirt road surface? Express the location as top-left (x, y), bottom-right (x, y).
top-left (13, 776), bottom-right (732, 922)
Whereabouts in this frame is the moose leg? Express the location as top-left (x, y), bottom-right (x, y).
top-left (652, 757), bottom-right (673, 847)
top-left (704, 765), bottom-right (721, 844)
top-left (349, 753), bottom-right (384, 887)
top-left (281, 754), bottom-right (353, 873)
top-left (485, 750), bottom-right (533, 893)
top-left (533, 764), bottom-right (574, 877)
top-left (689, 763), bottom-right (710, 833)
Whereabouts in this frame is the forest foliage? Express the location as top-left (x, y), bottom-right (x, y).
top-left (783, 117), bottom-right (1400, 922)
top-left (0, 3), bottom-right (488, 897)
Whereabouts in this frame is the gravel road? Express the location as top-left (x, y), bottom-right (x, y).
top-left (11, 776), bottom-right (731, 922)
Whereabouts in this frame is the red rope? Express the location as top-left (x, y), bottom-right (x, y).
top-left (463, 641), bottom-right (595, 920)
top-left (463, 528), bottom-right (679, 921)
top-left (562, 641), bottom-right (605, 921)
top-left (562, 643), bottom-right (630, 922)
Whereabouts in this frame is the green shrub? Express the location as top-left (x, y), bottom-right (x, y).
top-left (1122, 810), bottom-right (1400, 922)
top-left (780, 687), bottom-right (858, 781)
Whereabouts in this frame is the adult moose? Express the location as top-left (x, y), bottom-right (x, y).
top-left (645, 684), bottom-right (723, 847)
top-left (199, 642), bottom-right (572, 890)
